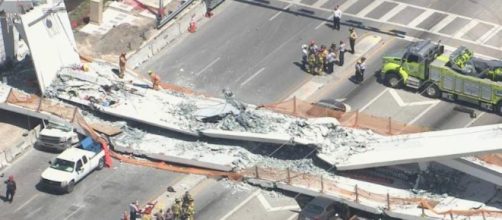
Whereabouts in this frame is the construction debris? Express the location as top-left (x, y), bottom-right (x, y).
top-left (46, 61), bottom-right (381, 161)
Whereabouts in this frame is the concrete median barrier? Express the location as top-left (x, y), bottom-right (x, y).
top-left (128, 1), bottom-right (208, 68)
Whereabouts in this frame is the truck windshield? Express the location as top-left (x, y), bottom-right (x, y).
top-left (50, 159), bottom-right (75, 172)
top-left (47, 122), bottom-right (72, 132)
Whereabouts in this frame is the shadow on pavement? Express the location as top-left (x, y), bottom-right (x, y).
top-left (234, 0), bottom-right (406, 38)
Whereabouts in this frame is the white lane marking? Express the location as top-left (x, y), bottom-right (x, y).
top-left (220, 189), bottom-right (261, 220)
top-left (195, 57), bottom-right (220, 76)
top-left (256, 193), bottom-right (300, 212)
top-left (339, 0), bottom-right (357, 11)
top-left (315, 14), bottom-right (333, 30)
top-left (15, 194), bottom-right (40, 212)
top-left (463, 112), bottom-right (486, 128)
top-left (407, 10), bottom-right (434, 27)
top-left (379, 4), bottom-right (406, 22)
top-left (275, 0), bottom-right (502, 51)
top-left (25, 207), bottom-right (42, 218)
top-left (240, 67), bottom-right (266, 86)
top-left (312, 0), bottom-right (329, 8)
top-left (356, 0), bottom-right (383, 17)
top-left (269, 3), bottom-right (292, 21)
top-left (389, 89), bottom-right (439, 107)
top-left (478, 26), bottom-right (501, 44)
top-left (63, 205), bottom-right (83, 220)
top-left (453, 20), bottom-right (479, 38)
top-left (408, 101), bottom-right (440, 125)
top-left (360, 88), bottom-right (389, 112)
top-left (429, 14), bottom-right (456, 33)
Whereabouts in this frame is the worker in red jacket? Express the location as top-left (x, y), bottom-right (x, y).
top-left (4, 175), bottom-right (16, 203)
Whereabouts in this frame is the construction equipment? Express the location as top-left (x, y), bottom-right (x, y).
top-left (381, 40), bottom-right (502, 115)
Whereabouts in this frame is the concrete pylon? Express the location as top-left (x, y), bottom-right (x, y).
top-left (1, 15), bottom-right (17, 65)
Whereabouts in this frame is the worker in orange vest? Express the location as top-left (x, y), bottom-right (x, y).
top-left (148, 70), bottom-right (161, 90)
top-left (119, 52), bottom-right (127, 79)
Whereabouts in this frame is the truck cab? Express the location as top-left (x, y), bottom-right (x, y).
top-left (40, 137), bottom-right (105, 193)
top-left (382, 40), bottom-right (445, 89)
top-left (382, 40), bottom-right (502, 114)
top-left (36, 120), bottom-right (79, 151)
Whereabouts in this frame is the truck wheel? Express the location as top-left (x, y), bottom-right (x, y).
top-left (66, 181), bottom-right (75, 193)
top-left (495, 101), bottom-right (502, 115)
top-left (424, 83), bottom-right (441, 98)
top-left (385, 72), bottom-right (402, 88)
top-left (97, 157), bottom-right (105, 170)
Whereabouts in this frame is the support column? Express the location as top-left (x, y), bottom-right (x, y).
top-left (1, 15), bottom-right (17, 65)
top-left (414, 162), bottom-right (430, 189)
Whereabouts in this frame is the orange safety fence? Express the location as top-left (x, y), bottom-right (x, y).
top-left (242, 166), bottom-right (502, 218)
top-left (5, 88), bottom-right (112, 165)
top-left (259, 97), bottom-right (428, 135)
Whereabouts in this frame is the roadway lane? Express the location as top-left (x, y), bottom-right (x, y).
top-left (190, 178), bottom-right (300, 220)
top-left (140, 0), bottom-right (373, 104)
top-left (394, 0), bottom-right (502, 24)
top-left (0, 148), bottom-right (184, 220)
top-left (316, 36), bottom-right (501, 131)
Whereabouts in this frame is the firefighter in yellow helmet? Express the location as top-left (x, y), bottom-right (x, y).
top-left (172, 198), bottom-right (182, 220)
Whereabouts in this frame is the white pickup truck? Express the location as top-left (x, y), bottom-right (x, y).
top-left (35, 120), bottom-right (79, 151)
top-left (40, 138), bottom-right (105, 193)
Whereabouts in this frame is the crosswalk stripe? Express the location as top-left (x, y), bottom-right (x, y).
top-left (312, 0), bottom-right (330, 8)
top-left (429, 14), bottom-right (456, 33)
top-left (407, 9), bottom-right (435, 27)
top-left (272, 0), bottom-right (502, 52)
top-left (379, 4), bottom-right (406, 22)
top-left (339, 0), bottom-right (358, 11)
top-left (356, 0), bottom-right (383, 17)
top-left (477, 26), bottom-right (501, 44)
top-left (453, 20), bottom-right (479, 38)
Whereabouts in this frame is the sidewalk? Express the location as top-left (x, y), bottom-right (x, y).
top-left (75, 0), bottom-right (212, 68)
top-left (287, 35), bottom-right (383, 102)
top-left (147, 174), bottom-right (206, 215)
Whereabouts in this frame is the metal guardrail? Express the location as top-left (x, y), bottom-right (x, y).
top-left (156, 0), bottom-right (196, 29)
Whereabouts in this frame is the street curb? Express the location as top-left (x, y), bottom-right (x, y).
top-left (127, 0), bottom-right (208, 69)
top-left (150, 174), bottom-right (207, 214)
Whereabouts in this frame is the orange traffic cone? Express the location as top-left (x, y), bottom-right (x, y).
top-left (188, 17), bottom-right (197, 33)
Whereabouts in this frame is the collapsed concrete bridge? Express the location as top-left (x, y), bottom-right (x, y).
top-left (1, 1), bottom-right (502, 219)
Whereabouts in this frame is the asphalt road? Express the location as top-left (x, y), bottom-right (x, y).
top-left (0, 148), bottom-right (184, 220)
top-left (0, 143), bottom-right (307, 220)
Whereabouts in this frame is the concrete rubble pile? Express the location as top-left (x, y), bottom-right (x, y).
top-left (83, 110), bottom-right (342, 176)
top-left (45, 61), bottom-right (382, 160)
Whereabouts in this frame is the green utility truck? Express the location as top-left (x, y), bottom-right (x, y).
top-left (381, 40), bottom-right (502, 114)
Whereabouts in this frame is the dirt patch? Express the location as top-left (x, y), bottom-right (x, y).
top-left (75, 19), bottom-right (155, 60)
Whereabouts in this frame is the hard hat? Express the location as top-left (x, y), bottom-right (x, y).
top-left (148, 70), bottom-right (153, 75)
